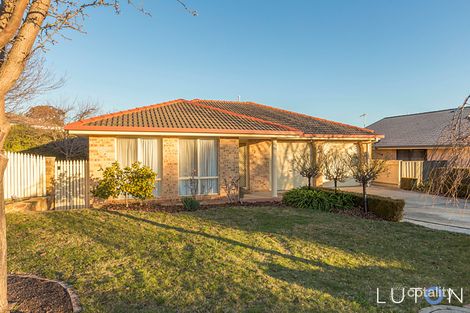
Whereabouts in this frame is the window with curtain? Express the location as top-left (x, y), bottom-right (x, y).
top-left (115, 138), bottom-right (162, 197)
top-left (116, 138), bottom-right (137, 167)
top-left (139, 138), bottom-right (162, 197)
top-left (179, 139), bottom-right (218, 196)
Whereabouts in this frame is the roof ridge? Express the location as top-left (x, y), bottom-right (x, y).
top-left (64, 99), bottom-right (187, 130)
top-left (189, 100), bottom-right (302, 134)
top-left (378, 107), bottom-right (468, 121)
top-left (241, 100), bottom-right (376, 134)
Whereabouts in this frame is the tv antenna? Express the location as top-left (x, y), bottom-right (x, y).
top-left (360, 113), bottom-right (367, 127)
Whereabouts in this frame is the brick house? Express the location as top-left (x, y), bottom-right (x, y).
top-left (65, 99), bottom-right (382, 201)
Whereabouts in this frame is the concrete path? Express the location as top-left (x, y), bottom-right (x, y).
top-left (341, 186), bottom-right (470, 235)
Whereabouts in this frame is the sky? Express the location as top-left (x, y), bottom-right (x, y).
top-left (39, 0), bottom-right (470, 127)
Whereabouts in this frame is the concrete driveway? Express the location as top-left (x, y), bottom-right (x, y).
top-left (341, 185), bottom-right (470, 235)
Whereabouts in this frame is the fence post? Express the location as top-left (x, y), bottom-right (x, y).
top-left (398, 160), bottom-right (402, 188)
top-left (45, 157), bottom-right (56, 208)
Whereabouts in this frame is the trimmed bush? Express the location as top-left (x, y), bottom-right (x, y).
top-left (284, 187), bottom-right (405, 222)
top-left (400, 178), bottom-right (418, 191)
top-left (282, 188), bottom-right (355, 211)
top-left (181, 197), bottom-right (200, 211)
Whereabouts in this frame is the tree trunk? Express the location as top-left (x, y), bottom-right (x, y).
top-left (334, 179), bottom-right (338, 193)
top-left (307, 177), bottom-right (311, 189)
top-left (362, 182), bottom-right (368, 213)
top-left (0, 97), bottom-right (10, 313)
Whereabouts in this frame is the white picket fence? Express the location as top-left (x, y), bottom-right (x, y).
top-left (54, 160), bottom-right (89, 210)
top-left (4, 152), bottom-right (46, 200)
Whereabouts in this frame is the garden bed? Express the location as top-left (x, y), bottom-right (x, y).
top-left (8, 274), bottom-right (79, 313)
top-left (99, 199), bottom-right (283, 212)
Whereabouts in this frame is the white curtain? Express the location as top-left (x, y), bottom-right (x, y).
top-left (179, 139), bottom-right (197, 195)
top-left (116, 138), bottom-right (137, 167)
top-left (178, 139), bottom-right (218, 195)
top-left (199, 139), bottom-right (218, 194)
top-left (140, 138), bottom-right (162, 197)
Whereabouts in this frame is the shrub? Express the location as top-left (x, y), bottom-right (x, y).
top-left (318, 187), bottom-right (404, 222)
top-left (282, 188), bottom-right (355, 211)
top-left (284, 187), bottom-right (405, 222)
top-left (400, 178), bottom-right (417, 191)
top-left (92, 161), bottom-right (157, 204)
top-left (122, 162), bottom-right (157, 201)
top-left (91, 162), bottom-right (123, 200)
top-left (181, 197), bottom-right (200, 211)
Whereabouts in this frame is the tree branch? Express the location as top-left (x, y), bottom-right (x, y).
top-left (0, 0), bottom-right (29, 48)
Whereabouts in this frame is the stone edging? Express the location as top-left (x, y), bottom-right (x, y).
top-left (419, 305), bottom-right (470, 313)
top-left (10, 274), bottom-right (82, 313)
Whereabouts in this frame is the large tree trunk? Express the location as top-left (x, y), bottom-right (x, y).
top-left (0, 97), bottom-right (10, 313)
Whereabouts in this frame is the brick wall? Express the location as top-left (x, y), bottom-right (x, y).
top-left (89, 136), bottom-right (115, 179)
top-left (219, 138), bottom-right (240, 196)
top-left (248, 140), bottom-right (271, 192)
top-left (161, 138), bottom-right (179, 200)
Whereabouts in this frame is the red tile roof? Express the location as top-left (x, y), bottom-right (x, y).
top-left (65, 99), bottom-right (380, 138)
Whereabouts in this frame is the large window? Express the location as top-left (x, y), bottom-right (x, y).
top-left (179, 139), bottom-right (218, 196)
top-left (115, 138), bottom-right (162, 197)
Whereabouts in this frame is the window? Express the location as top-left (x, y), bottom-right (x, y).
top-left (179, 139), bottom-right (218, 196)
top-left (397, 149), bottom-right (426, 161)
top-left (115, 138), bottom-right (162, 197)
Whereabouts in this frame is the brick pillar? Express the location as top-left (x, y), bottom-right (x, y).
top-left (271, 139), bottom-right (278, 197)
top-left (45, 157), bottom-right (56, 196)
top-left (88, 136), bottom-right (115, 179)
top-left (219, 138), bottom-right (240, 197)
top-left (248, 140), bottom-right (271, 192)
top-left (161, 138), bottom-right (179, 200)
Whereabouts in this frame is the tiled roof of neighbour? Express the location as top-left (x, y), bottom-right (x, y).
top-left (368, 107), bottom-right (470, 148)
top-left (65, 99), bottom-right (379, 138)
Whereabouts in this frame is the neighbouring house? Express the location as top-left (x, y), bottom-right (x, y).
top-left (368, 108), bottom-right (470, 162)
top-left (368, 108), bottom-right (470, 188)
top-left (65, 99), bottom-right (382, 201)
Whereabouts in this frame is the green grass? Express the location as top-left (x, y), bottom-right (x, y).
top-left (6, 206), bottom-right (470, 312)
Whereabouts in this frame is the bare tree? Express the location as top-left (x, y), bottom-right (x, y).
top-left (292, 143), bottom-right (321, 188)
top-left (425, 95), bottom-right (470, 200)
top-left (48, 100), bottom-right (99, 159)
top-left (0, 1), bottom-right (195, 310)
top-left (322, 148), bottom-right (350, 192)
top-left (221, 176), bottom-right (240, 204)
top-left (6, 55), bottom-right (64, 113)
top-left (348, 152), bottom-right (386, 212)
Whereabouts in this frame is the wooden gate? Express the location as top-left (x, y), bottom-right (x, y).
top-left (54, 160), bottom-right (89, 209)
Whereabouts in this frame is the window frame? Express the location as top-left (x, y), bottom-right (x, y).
top-left (178, 138), bottom-right (219, 196)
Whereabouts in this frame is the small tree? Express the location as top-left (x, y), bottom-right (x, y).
top-left (91, 162), bottom-right (123, 200)
top-left (92, 161), bottom-right (157, 207)
top-left (293, 144), bottom-right (321, 188)
top-left (122, 162), bottom-right (157, 203)
top-left (322, 148), bottom-right (350, 192)
top-left (348, 152), bottom-right (386, 212)
top-left (222, 176), bottom-right (241, 204)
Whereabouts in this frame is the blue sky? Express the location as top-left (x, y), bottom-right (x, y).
top-left (41, 0), bottom-right (470, 126)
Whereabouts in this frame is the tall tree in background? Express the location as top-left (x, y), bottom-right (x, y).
top-left (0, 1), bottom-right (195, 310)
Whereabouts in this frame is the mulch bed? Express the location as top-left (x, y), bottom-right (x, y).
top-left (100, 200), bottom-right (383, 221)
top-left (99, 200), bottom-right (284, 213)
top-left (8, 275), bottom-right (78, 313)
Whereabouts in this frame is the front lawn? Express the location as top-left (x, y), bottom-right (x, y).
top-left (7, 206), bottom-right (470, 312)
